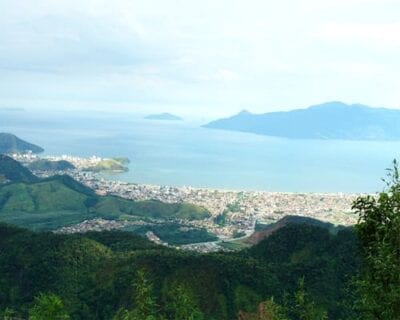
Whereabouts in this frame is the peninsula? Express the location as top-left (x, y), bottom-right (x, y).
top-left (0, 133), bottom-right (44, 154)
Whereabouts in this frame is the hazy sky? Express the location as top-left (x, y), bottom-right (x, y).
top-left (1, 0), bottom-right (399, 117)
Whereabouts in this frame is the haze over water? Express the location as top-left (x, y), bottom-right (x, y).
top-left (1, 109), bottom-right (398, 193)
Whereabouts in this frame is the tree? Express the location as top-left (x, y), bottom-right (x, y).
top-left (352, 160), bottom-right (400, 319)
top-left (113, 269), bottom-right (159, 320)
top-left (28, 293), bottom-right (70, 320)
top-left (166, 281), bottom-right (203, 320)
top-left (292, 278), bottom-right (327, 320)
top-left (237, 277), bottom-right (328, 320)
top-left (1, 308), bottom-right (19, 320)
top-left (238, 298), bottom-right (289, 320)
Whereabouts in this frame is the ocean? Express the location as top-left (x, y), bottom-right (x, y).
top-left (1, 109), bottom-right (398, 193)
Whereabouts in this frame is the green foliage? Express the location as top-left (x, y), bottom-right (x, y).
top-left (165, 281), bottom-right (204, 320)
top-left (247, 224), bottom-right (360, 319)
top-left (114, 270), bottom-right (159, 320)
top-left (292, 278), bottom-right (327, 320)
top-left (0, 221), bottom-right (359, 319)
top-left (0, 180), bottom-right (89, 213)
top-left (0, 154), bottom-right (39, 183)
top-left (262, 298), bottom-right (290, 320)
top-left (42, 175), bottom-right (96, 197)
top-left (0, 173), bottom-right (210, 231)
top-left (238, 298), bottom-right (289, 320)
top-left (235, 285), bottom-right (262, 313)
top-left (122, 223), bottom-right (218, 245)
top-left (214, 211), bottom-right (228, 226)
top-left (27, 159), bottom-right (75, 171)
top-left (131, 270), bottom-right (158, 319)
top-left (227, 202), bottom-right (241, 213)
top-left (85, 159), bottom-right (128, 173)
top-left (1, 307), bottom-right (19, 320)
top-left (232, 230), bottom-right (246, 238)
top-left (0, 160), bottom-right (210, 231)
top-left (112, 157), bottom-right (130, 165)
top-left (95, 197), bottom-right (210, 221)
top-left (352, 160), bottom-right (400, 319)
top-left (84, 230), bottom-right (159, 251)
top-left (28, 293), bottom-right (70, 320)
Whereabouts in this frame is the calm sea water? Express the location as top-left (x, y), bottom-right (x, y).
top-left (1, 109), bottom-right (399, 193)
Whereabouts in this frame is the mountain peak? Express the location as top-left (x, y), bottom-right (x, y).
top-left (0, 133), bottom-right (44, 154)
top-left (0, 154), bottom-right (39, 183)
top-left (238, 109), bottom-right (252, 115)
top-left (308, 101), bottom-right (349, 110)
top-left (204, 101), bottom-right (400, 140)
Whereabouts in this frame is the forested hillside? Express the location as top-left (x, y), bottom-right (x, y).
top-left (0, 222), bottom-right (360, 319)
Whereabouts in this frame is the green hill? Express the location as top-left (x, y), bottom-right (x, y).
top-left (27, 159), bottom-right (75, 171)
top-left (0, 154), bottom-right (39, 183)
top-left (0, 180), bottom-right (210, 230)
top-left (0, 161), bottom-right (210, 230)
top-left (84, 159), bottom-right (128, 172)
top-left (245, 215), bottom-right (346, 245)
top-left (0, 133), bottom-right (44, 154)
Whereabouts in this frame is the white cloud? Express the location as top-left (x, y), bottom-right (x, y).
top-left (199, 69), bottom-right (240, 82)
top-left (0, 0), bottom-right (400, 115)
top-left (318, 22), bottom-right (400, 48)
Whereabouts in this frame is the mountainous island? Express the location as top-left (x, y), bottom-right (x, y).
top-left (204, 101), bottom-right (400, 140)
top-left (145, 113), bottom-right (183, 121)
top-left (0, 133), bottom-right (44, 154)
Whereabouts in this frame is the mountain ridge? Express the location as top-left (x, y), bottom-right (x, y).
top-left (0, 154), bottom-right (39, 183)
top-left (204, 101), bottom-right (400, 140)
top-left (0, 155), bottom-right (210, 231)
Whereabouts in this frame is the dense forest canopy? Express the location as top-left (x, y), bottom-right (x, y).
top-left (0, 222), bottom-right (360, 319)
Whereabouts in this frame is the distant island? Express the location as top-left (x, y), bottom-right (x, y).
top-left (0, 107), bottom-right (25, 112)
top-left (145, 113), bottom-right (183, 121)
top-left (203, 101), bottom-right (400, 140)
top-left (0, 133), bottom-right (44, 154)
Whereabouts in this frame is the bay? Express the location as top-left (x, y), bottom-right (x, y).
top-left (1, 109), bottom-right (398, 193)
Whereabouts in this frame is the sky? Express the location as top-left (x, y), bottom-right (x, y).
top-left (0, 0), bottom-right (399, 118)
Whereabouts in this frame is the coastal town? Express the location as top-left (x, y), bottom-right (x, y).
top-left (70, 170), bottom-right (359, 227)
top-left (12, 153), bottom-right (361, 251)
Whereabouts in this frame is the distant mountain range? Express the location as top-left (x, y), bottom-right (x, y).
top-left (145, 113), bottom-right (183, 121)
top-left (0, 133), bottom-right (44, 154)
top-left (204, 101), bottom-right (400, 140)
